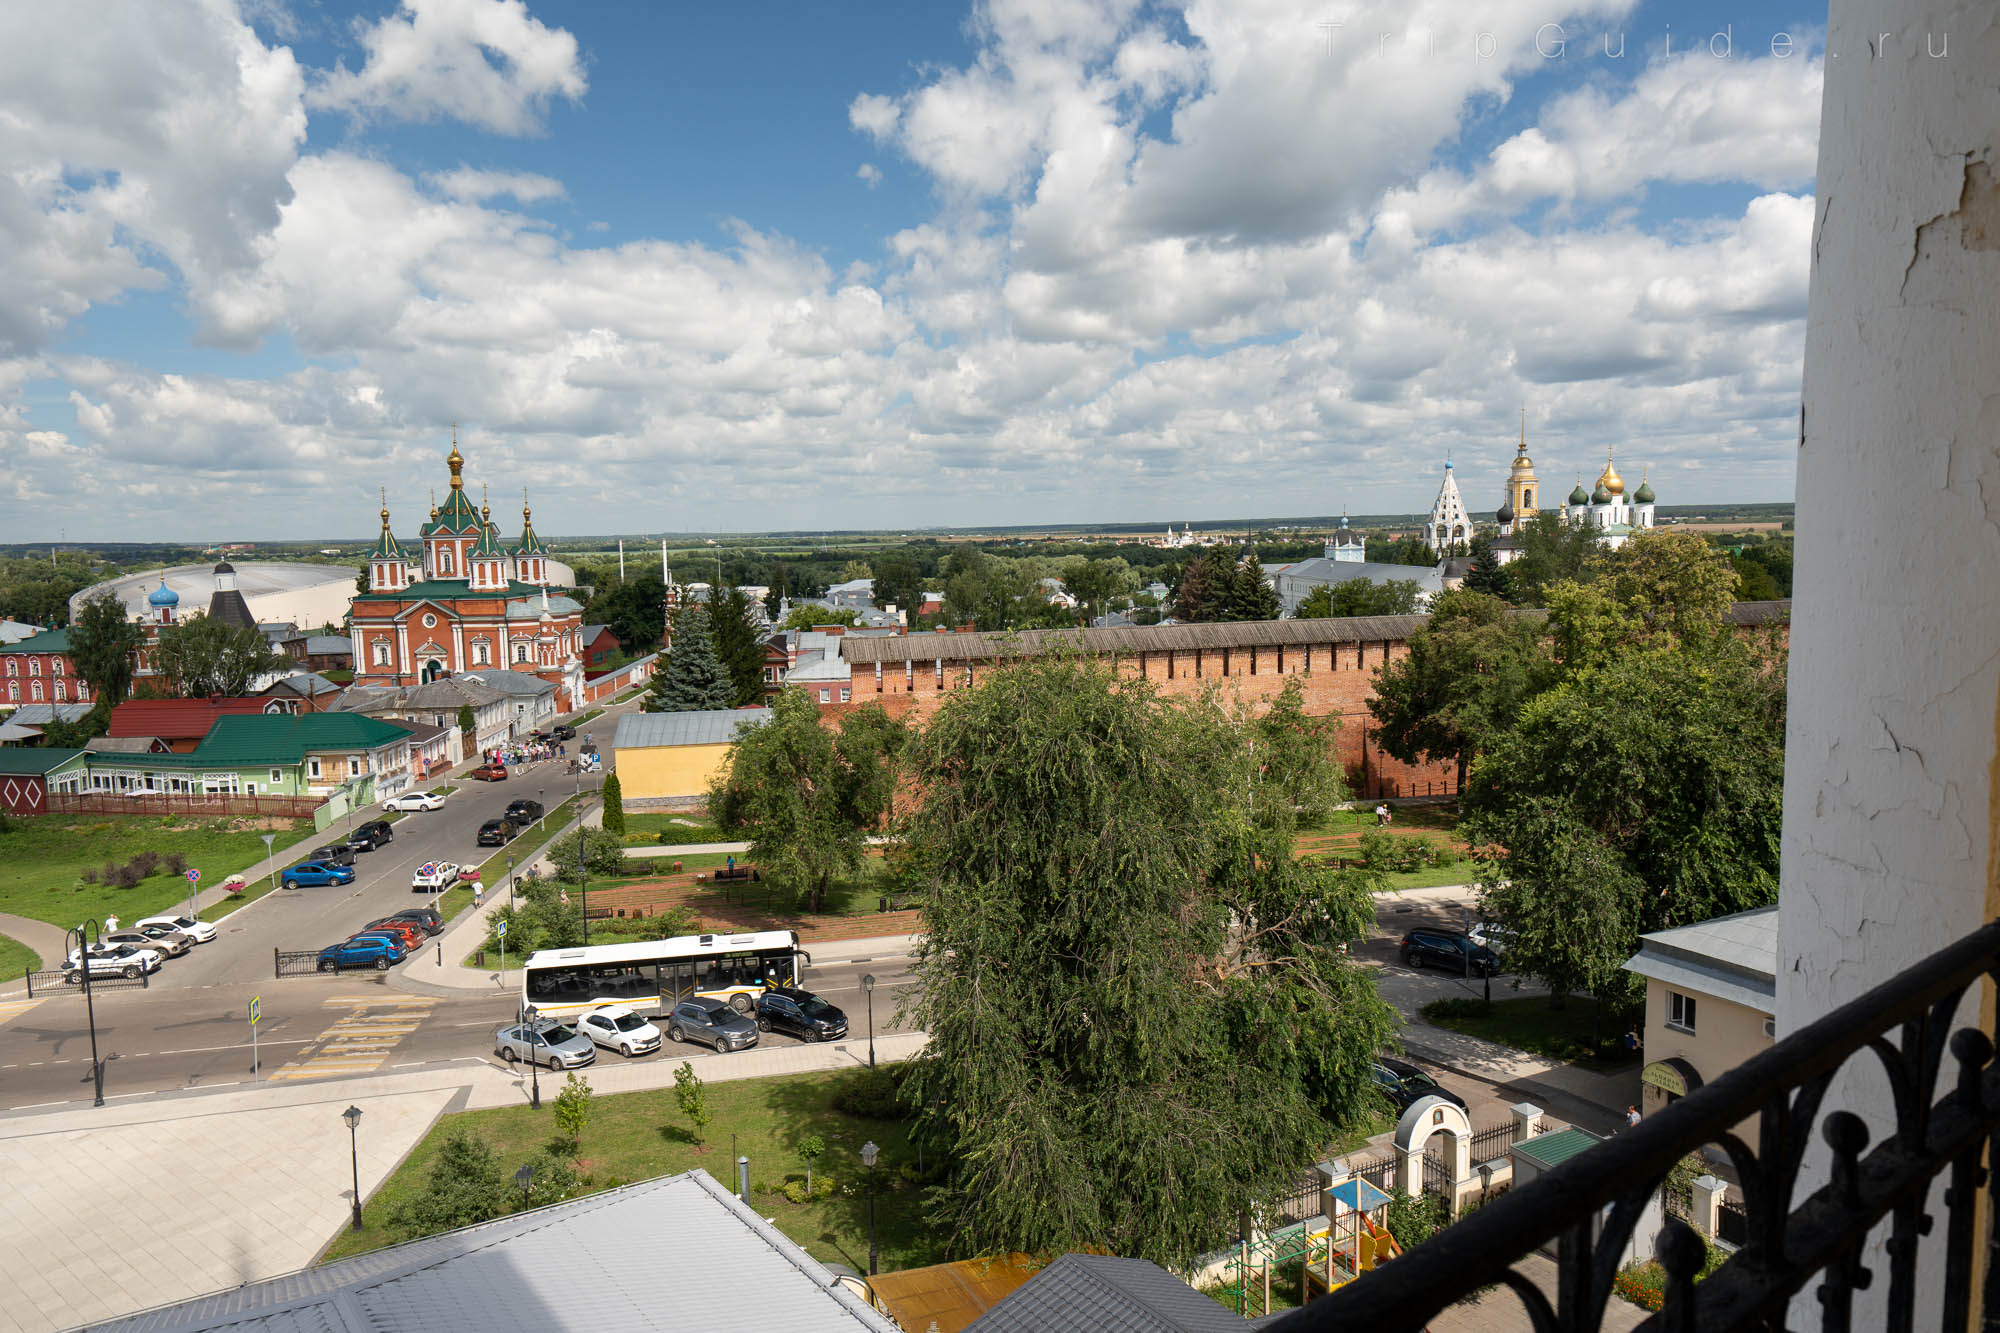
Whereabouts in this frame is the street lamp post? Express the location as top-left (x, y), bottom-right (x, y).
top-left (523, 1004), bottom-right (542, 1109)
top-left (66, 920), bottom-right (105, 1107)
top-left (860, 1140), bottom-right (879, 1276)
top-left (342, 1105), bottom-right (364, 1231)
top-left (578, 789), bottom-right (591, 945)
top-left (260, 832), bottom-right (276, 897)
top-left (861, 973), bottom-right (877, 1069)
top-left (507, 855), bottom-right (516, 908)
top-left (515, 1163), bottom-right (534, 1209)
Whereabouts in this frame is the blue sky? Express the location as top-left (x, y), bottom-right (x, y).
top-left (1, 0), bottom-right (1821, 540)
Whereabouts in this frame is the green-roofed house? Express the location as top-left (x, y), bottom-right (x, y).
top-left (76, 713), bottom-right (417, 803)
top-left (0, 747), bottom-right (89, 815)
top-left (0, 627), bottom-right (96, 709)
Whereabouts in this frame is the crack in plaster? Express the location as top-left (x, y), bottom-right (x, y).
top-left (1901, 154), bottom-right (2000, 301)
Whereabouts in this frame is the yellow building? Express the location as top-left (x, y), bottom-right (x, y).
top-left (611, 707), bottom-right (770, 809)
top-left (1621, 905), bottom-right (1776, 1126)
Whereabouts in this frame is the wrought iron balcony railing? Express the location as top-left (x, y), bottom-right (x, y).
top-left (1266, 918), bottom-right (2000, 1333)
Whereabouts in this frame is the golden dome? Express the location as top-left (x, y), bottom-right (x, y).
top-left (447, 423), bottom-right (465, 491)
top-left (1510, 409), bottom-right (1536, 474)
top-left (1597, 450), bottom-right (1625, 497)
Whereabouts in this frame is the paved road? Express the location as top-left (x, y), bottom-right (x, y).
top-left (0, 953), bottom-right (915, 1111)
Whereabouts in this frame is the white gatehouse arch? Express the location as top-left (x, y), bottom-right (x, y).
top-left (1394, 1094), bottom-right (1472, 1199)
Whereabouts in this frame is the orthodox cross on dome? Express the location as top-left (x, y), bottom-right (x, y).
top-left (447, 423), bottom-right (465, 491)
top-left (429, 487), bottom-right (438, 521)
top-left (481, 483), bottom-right (491, 525)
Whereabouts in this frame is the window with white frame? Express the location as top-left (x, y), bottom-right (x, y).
top-left (53, 681), bottom-right (66, 701)
top-left (372, 639), bottom-right (392, 666)
top-left (30, 680), bottom-right (42, 701)
top-left (51, 658), bottom-right (62, 675)
top-left (28, 658), bottom-right (40, 675)
top-left (819, 688), bottom-right (830, 703)
top-left (1667, 991), bottom-right (1698, 1034)
top-left (840, 687), bottom-right (851, 703)
top-left (5, 681), bottom-right (16, 700)
top-left (471, 637), bottom-right (491, 665)
top-left (270, 769), bottom-right (282, 785)
top-left (514, 642), bottom-right (530, 662)
top-left (308, 757), bottom-right (322, 779)
top-left (3, 659), bottom-right (14, 676)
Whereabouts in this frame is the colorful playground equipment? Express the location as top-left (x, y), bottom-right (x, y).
top-left (1223, 1177), bottom-right (1403, 1317)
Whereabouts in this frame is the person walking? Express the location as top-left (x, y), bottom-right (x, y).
top-left (473, 881), bottom-right (485, 911)
top-left (1375, 803), bottom-right (1390, 828)
top-left (1626, 1104), bottom-right (1642, 1130)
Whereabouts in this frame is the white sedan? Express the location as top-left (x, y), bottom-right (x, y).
top-left (134, 914), bottom-right (217, 945)
top-left (64, 944), bottom-right (161, 980)
top-left (578, 1006), bottom-right (664, 1057)
top-left (411, 861), bottom-right (462, 892)
top-left (384, 790), bottom-right (448, 812)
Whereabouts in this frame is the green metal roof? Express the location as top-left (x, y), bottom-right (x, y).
top-left (0, 628), bottom-right (72, 655)
top-left (192, 714), bottom-right (414, 765)
top-left (515, 520), bottom-right (547, 556)
top-left (472, 522), bottom-right (508, 558)
top-left (1512, 1127), bottom-right (1604, 1168)
top-left (420, 486), bottom-right (484, 536)
top-left (370, 526), bottom-right (408, 560)
top-left (0, 747), bottom-right (86, 774)
top-left (351, 579), bottom-right (550, 603)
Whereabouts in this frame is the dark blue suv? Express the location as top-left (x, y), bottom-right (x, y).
top-left (317, 937), bottom-right (404, 972)
top-left (283, 860), bottom-right (357, 890)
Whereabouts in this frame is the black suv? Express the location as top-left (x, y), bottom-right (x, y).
top-left (310, 842), bottom-right (356, 867)
top-left (476, 817), bottom-right (519, 847)
top-left (551, 724), bottom-right (577, 741)
top-left (347, 820), bottom-right (395, 852)
top-left (384, 906), bottom-right (444, 936)
top-left (1400, 928), bottom-right (1500, 976)
top-left (504, 798), bottom-right (545, 824)
top-left (755, 987), bottom-right (850, 1042)
top-left (1371, 1058), bottom-right (1468, 1113)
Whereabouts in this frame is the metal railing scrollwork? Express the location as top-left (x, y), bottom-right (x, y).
top-left (1264, 917), bottom-right (2000, 1332)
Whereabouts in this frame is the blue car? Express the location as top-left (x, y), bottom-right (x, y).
top-left (316, 937), bottom-right (403, 972)
top-left (283, 860), bottom-right (357, 890)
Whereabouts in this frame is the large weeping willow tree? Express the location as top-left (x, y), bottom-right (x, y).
top-left (901, 652), bottom-right (1395, 1268)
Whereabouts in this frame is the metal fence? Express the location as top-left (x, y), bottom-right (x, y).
top-left (275, 948), bottom-right (327, 978)
top-left (24, 969), bottom-right (150, 996)
top-left (1270, 1170), bottom-right (1327, 1227)
top-left (1345, 1147), bottom-right (1396, 1193)
top-left (1421, 1153), bottom-right (1453, 1200)
top-left (45, 792), bottom-right (320, 818)
top-left (1467, 1121), bottom-right (1518, 1164)
top-left (1716, 1192), bottom-right (1748, 1247)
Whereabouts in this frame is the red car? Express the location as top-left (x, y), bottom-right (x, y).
top-left (360, 919), bottom-right (427, 952)
top-left (470, 763), bottom-right (508, 781)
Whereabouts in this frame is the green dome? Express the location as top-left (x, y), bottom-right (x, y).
top-left (1591, 483), bottom-right (1613, 505)
top-left (1633, 478), bottom-right (1655, 504)
top-left (1568, 482), bottom-right (1590, 505)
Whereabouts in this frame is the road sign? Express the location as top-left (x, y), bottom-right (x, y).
top-left (495, 921), bottom-right (507, 938)
top-left (249, 995), bottom-right (261, 1077)
top-left (185, 869), bottom-right (201, 883)
top-left (248, 995), bottom-right (260, 1026)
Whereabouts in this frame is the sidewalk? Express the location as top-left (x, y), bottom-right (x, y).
top-left (0, 1023), bottom-right (926, 1333)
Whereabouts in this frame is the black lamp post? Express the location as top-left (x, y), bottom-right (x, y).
top-left (515, 1162), bottom-right (534, 1209)
top-left (506, 855), bottom-right (515, 908)
top-left (66, 920), bottom-right (105, 1107)
top-left (862, 973), bottom-right (876, 1069)
top-left (523, 1004), bottom-right (542, 1109)
top-left (860, 1140), bottom-right (879, 1276)
top-left (578, 786), bottom-right (590, 945)
top-left (342, 1105), bottom-right (364, 1231)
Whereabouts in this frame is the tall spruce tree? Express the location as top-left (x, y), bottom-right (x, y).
top-left (902, 653), bottom-right (1393, 1266)
top-left (643, 605), bottom-right (736, 713)
top-left (709, 585), bottom-right (768, 706)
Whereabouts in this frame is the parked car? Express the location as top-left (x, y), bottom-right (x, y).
top-left (348, 820), bottom-right (396, 852)
top-left (309, 842), bottom-right (356, 867)
top-left (1400, 928), bottom-right (1501, 977)
top-left (64, 943), bottom-right (162, 980)
top-left (470, 763), bottom-right (508, 782)
top-left (578, 1005), bottom-right (664, 1057)
top-left (494, 1020), bottom-right (596, 1069)
top-left (384, 907), bottom-right (444, 936)
top-left (551, 723), bottom-right (577, 741)
top-left (476, 817), bottom-right (519, 847)
top-left (317, 937), bottom-right (404, 972)
top-left (134, 914), bottom-right (216, 944)
top-left (665, 997), bottom-right (760, 1053)
top-left (283, 860), bottom-right (357, 890)
top-left (360, 920), bottom-right (427, 952)
top-left (383, 790), bottom-right (447, 812)
top-left (503, 798), bottom-right (545, 824)
top-left (102, 928), bottom-right (190, 958)
top-left (1371, 1058), bottom-right (1469, 1114)
top-left (411, 862), bottom-right (461, 892)
top-left (1468, 921), bottom-right (1516, 957)
top-left (755, 987), bottom-right (849, 1042)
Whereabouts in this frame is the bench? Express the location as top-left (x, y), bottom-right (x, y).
top-left (712, 866), bottom-right (760, 883)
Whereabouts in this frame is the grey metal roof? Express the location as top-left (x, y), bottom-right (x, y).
top-left (262, 672), bottom-right (342, 697)
top-left (3, 702), bottom-right (94, 726)
top-left (332, 677), bottom-right (507, 712)
top-left (87, 1170), bottom-right (895, 1333)
top-left (837, 616), bottom-right (1432, 665)
top-left (1623, 905), bottom-right (1778, 1014)
top-left (302, 636), bottom-right (351, 655)
top-left (966, 1253), bottom-right (1251, 1333)
top-left (787, 650), bottom-right (852, 683)
top-left (456, 671), bottom-right (557, 698)
top-left (615, 707), bottom-right (770, 749)
top-left (85, 736), bottom-right (168, 753)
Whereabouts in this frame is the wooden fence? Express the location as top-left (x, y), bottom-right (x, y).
top-left (44, 792), bottom-right (321, 818)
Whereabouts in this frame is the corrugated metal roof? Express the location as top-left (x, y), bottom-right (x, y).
top-left (1511, 1127), bottom-right (1605, 1168)
top-left (615, 707), bottom-right (770, 749)
top-left (108, 698), bottom-right (274, 741)
top-left (3, 702), bottom-right (94, 725)
top-left (192, 714), bottom-right (413, 765)
top-left (966, 1254), bottom-right (1252, 1333)
top-left (459, 670), bottom-right (558, 697)
top-left (1623, 905), bottom-right (1778, 1013)
top-left (0, 627), bottom-right (72, 654)
top-left (0, 747), bottom-right (85, 774)
top-left (838, 616), bottom-right (1432, 665)
top-left (92, 1169), bottom-right (895, 1333)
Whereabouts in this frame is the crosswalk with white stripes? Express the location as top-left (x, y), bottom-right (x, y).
top-left (266, 994), bottom-right (436, 1081)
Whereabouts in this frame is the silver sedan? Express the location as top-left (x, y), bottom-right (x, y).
top-left (494, 1021), bottom-right (596, 1069)
top-left (103, 928), bottom-right (193, 958)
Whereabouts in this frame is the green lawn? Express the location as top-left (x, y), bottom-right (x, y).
top-left (1420, 994), bottom-right (1644, 1070)
top-left (620, 815), bottom-right (727, 843)
top-left (0, 932), bottom-right (41, 984)
top-left (430, 797), bottom-right (586, 924)
top-left (1376, 860), bottom-right (1484, 892)
top-left (0, 814), bottom-right (319, 929)
top-left (319, 1066), bottom-right (941, 1274)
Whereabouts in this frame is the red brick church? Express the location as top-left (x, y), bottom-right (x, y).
top-left (348, 438), bottom-right (586, 708)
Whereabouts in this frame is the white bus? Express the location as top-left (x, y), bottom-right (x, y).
top-left (521, 930), bottom-right (807, 1020)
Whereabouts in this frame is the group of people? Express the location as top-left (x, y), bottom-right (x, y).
top-left (484, 741), bottom-right (565, 768)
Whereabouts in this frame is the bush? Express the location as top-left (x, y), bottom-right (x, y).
top-left (547, 825), bottom-right (627, 883)
top-left (519, 1147), bottom-right (582, 1209)
top-left (831, 1065), bottom-right (910, 1120)
top-left (128, 850), bottom-right (161, 878)
top-left (1357, 829), bottom-right (1426, 873)
top-left (600, 774), bottom-right (626, 835)
top-left (781, 1175), bottom-right (837, 1204)
top-left (1382, 1187), bottom-right (1447, 1250)
top-left (161, 851), bottom-right (188, 876)
top-left (387, 1129), bottom-right (510, 1238)
top-left (79, 867), bottom-right (98, 885)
